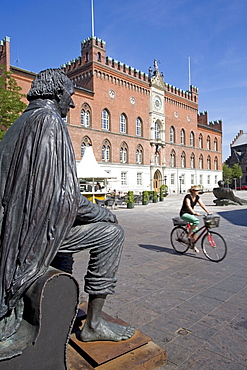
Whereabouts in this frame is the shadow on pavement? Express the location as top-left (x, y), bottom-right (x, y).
top-left (217, 208), bottom-right (247, 226)
top-left (138, 244), bottom-right (175, 254)
top-left (138, 244), bottom-right (206, 261)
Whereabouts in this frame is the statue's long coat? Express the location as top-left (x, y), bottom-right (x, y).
top-left (0, 99), bottom-right (111, 318)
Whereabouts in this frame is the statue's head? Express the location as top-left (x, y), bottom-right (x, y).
top-left (218, 180), bottom-right (224, 188)
top-left (27, 69), bottom-right (75, 117)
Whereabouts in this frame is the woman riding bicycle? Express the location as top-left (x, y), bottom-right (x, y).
top-left (180, 186), bottom-right (212, 252)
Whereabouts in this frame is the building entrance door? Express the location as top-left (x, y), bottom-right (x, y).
top-left (153, 170), bottom-right (162, 192)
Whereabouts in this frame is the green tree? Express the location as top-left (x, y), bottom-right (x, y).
top-left (222, 164), bottom-right (232, 185)
top-left (232, 163), bottom-right (243, 180)
top-left (0, 65), bottom-right (27, 140)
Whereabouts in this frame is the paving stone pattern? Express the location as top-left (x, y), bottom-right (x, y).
top-left (73, 191), bottom-right (247, 369)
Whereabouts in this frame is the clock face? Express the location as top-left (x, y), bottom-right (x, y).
top-left (153, 95), bottom-right (162, 110)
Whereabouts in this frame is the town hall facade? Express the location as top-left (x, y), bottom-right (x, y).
top-left (0, 35), bottom-right (222, 194)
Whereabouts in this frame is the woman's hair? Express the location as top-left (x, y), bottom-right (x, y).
top-left (27, 68), bottom-right (69, 101)
top-left (188, 185), bottom-right (200, 194)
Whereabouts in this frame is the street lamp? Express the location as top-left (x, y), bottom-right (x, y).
top-left (179, 176), bottom-right (182, 194)
top-left (164, 175), bottom-right (167, 185)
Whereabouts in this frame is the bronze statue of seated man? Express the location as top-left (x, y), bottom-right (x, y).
top-left (0, 69), bottom-right (134, 346)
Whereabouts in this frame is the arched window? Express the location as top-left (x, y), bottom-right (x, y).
top-left (120, 142), bottom-right (128, 163)
top-left (154, 121), bottom-right (161, 139)
top-left (190, 153), bottom-right (195, 169)
top-left (199, 134), bottom-right (203, 149)
top-left (81, 108), bottom-right (90, 127)
top-left (199, 154), bottom-right (203, 169)
top-left (170, 126), bottom-right (175, 143)
top-left (136, 145), bottom-right (143, 164)
top-left (180, 129), bottom-right (185, 145)
top-left (102, 139), bottom-right (111, 162)
top-left (181, 151), bottom-right (186, 168)
top-left (207, 136), bottom-right (211, 150)
top-left (120, 113), bottom-right (127, 134)
top-left (214, 138), bottom-right (218, 151)
top-left (170, 150), bottom-right (176, 167)
top-left (207, 155), bottom-right (211, 170)
top-left (190, 131), bottom-right (195, 146)
top-left (136, 117), bottom-right (142, 136)
top-left (81, 136), bottom-right (92, 158)
top-left (214, 156), bottom-right (218, 170)
top-left (97, 52), bottom-right (101, 62)
top-left (102, 109), bottom-right (110, 130)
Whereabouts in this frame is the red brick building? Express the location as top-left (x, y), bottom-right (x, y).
top-left (0, 35), bottom-right (222, 193)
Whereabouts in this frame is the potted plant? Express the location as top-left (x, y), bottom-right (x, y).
top-left (152, 190), bottom-right (158, 203)
top-left (142, 190), bottom-right (149, 205)
top-left (126, 191), bottom-right (135, 209)
top-left (159, 184), bottom-right (168, 201)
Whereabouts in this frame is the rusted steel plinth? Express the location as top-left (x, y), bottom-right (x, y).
top-left (0, 268), bottom-right (79, 370)
top-left (68, 302), bottom-right (166, 369)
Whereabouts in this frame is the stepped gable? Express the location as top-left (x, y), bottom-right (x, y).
top-left (231, 130), bottom-right (247, 147)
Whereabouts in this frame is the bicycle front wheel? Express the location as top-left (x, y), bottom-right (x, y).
top-left (170, 226), bottom-right (189, 254)
top-left (202, 231), bottom-right (227, 262)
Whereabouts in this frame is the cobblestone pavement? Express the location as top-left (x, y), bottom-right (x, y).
top-left (73, 191), bottom-right (247, 369)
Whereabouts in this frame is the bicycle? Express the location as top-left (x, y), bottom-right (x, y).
top-left (170, 215), bottom-right (227, 262)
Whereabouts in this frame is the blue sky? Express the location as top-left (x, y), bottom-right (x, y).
top-left (1, 0), bottom-right (247, 160)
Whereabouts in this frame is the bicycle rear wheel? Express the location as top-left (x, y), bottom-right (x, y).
top-left (202, 231), bottom-right (227, 262)
top-left (170, 226), bottom-right (189, 253)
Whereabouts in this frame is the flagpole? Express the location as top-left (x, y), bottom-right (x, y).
top-left (188, 56), bottom-right (191, 89)
top-left (91, 0), bottom-right (95, 37)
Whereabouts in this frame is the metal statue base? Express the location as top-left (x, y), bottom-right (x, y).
top-left (0, 268), bottom-right (79, 370)
top-left (68, 302), bottom-right (166, 369)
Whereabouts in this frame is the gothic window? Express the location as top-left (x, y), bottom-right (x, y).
top-left (170, 150), bottom-right (176, 167)
top-left (181, 151), bottom-right (186, 168)
top-left (190, 131), bottom-right (195, 146)
top-left (199, 134), bottom-right (203, 149)
top-left (136, 145), bottom-right (143, 164)
top-left (154, 121), bottom-right (161, 139)
top-left (190, 153), bottom-right (195, 168)
top-left (214, 138), bottom-right (218, 151)
top-left (120, 142), bottom-right (128, 163)
top-left (97, 52), bottom-right (101, 62)
top-left (207, 155), bottom-right (211, 170)
top-left (81, 104), bottom-right (91, 127)
top-left (199, 154), bottom-right (203, 169)
top-left (214, 156), bottom-right (218, 170)
top-left (81, 136), bottom-right (92, 158)
top-left (102, 139), bottom-right (111, 162)
top-left (207, 136), bottom-right (211, 150)
top-left (120, 113), bottom-right (127, 134)
top-left (180, 129), bottom-right (185, 145)
top-left (136, 117), bottom-right (142, 136)
top-left (170, 126), bottom-right (175, 143)
top-left (102, 109), bottom-right (110, 130)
